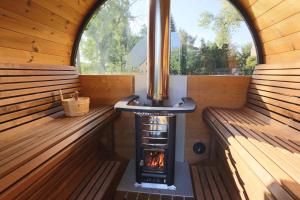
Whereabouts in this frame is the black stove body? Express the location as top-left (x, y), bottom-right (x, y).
top-left (135, 113), bottom-right (176, 185)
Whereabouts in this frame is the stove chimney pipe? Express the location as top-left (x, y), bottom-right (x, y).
top-left (147, 0), bottom-right (170, 105)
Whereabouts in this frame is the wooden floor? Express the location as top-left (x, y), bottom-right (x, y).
top-left (190, 161), bottom-right (241, 200)
top-left (114, 191), bottom-right (194, 200)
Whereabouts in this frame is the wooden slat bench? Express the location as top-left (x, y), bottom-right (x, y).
top-left (190, 161), bottom-right (241, 200)
top-left (0, 64), bottom-right (121, 199)
top-left (203, 63), bottom-right (300, 200)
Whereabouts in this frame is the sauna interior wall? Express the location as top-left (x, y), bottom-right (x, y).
top-left (1, 0), bottom-right (300, 162)
top-left (1, 0), bottom-right (300, 64)
top-left (239, 0), bottom-right (300, 63)
top-left (0, 0), bottom-right (96, 64)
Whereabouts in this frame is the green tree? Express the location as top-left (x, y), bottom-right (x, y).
top-left (170, 15), bottom-right (176, 32)
top-left (79, 0), bottom-right (142, 74)
top-left (198, 0), bottom-right (242, 47)
top-left (236, 43), bottom-right (257, 75)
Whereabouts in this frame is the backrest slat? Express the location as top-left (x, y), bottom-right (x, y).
top-left (247, 64), bottom-right (300, 130)
top-left (0, 64), bottom-right (80, 132)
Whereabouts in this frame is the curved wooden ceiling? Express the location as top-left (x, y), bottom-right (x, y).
top-left (239, 0), bottom-right (300, 63)
top-left (0, 0), bottom-right (299, 65)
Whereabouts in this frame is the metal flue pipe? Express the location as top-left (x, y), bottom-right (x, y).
top-left (147, 0), bottom-right (170, 105)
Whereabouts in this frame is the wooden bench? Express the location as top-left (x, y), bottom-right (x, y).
top-left (191, 161), bottom-right (241, 200)
top-left (203, 63), bottom-right (300, 200)
top-left (0, 64), bottom-right (121, 199)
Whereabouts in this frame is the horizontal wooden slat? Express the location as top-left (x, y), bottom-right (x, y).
top-left (0, 0), bottom-right (77, 34)
top-left (0, 93), bottom-right (73, 116)
top-left (255, 0), bottom-right (300, 31)
top-left (0, 102), bottom-right (61, 123)
top-left (0, 83), bottom-right (80, 99)
top-left (250, 84), bottom-right (300, 97)
top-left (0, 27), bottom-right (71, 57)
top-left (0, 88), bottom-right (79, 106)
top-left (255, 63), bottom-right (300, 70)
top-left (0, 107), bottom-right (117, 192)
top-left (205, 109), bottom-right (298, 199)
top-left (0, 63), bottom-right (76, 70)
top-left (248, 93), bottom-right (300, 113)
top-left (0, 75), bottom-right (79, 84)
top-left (253, 69), bottom-right (300, 75)
top-left (246, 104), bottom-right (300, 131)
top-left (0, 69), bottom-right (77, 76)
top-left (251, 79), bottom-right (300, 90)
top-left (0, 79), bottom-right (79, 91)
top-left (0, 106), bottom-right (63, 132)
top-left (252, 74), bottom-right (300, 82)
top-left (0, 46), bottom-right (69, 65)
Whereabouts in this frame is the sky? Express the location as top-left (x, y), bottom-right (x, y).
top-left (130, 0), bottom-right (255, 49)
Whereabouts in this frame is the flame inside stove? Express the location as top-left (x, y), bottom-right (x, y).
top-left (145, 151), bottom-right (165, 169)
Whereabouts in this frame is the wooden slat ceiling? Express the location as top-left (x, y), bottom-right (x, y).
top-left (0, 0), bottom-right (96, 65)
top-left (0, 0), bottom-right (299, 65)
top-left (238, 0), bottom-right (300, 63)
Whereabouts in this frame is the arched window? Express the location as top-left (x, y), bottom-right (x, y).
top-left (74, 0), bottom-right (260, 75)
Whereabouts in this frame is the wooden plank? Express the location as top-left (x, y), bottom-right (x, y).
top-left (0, 107), bottom-right (112, 175)
top-left (190, 165), bottom-right (205, 200)
top-left (265, 50), bottom-right (300, 64)
top-left (0, 88), bottom-right (79, 106)
top-left (0, 92), bottom-right (72, 116)
top-left (247, 97), bottom-right (300, 121)
top-left (0, 106), bottom-right (63, 132)
top-left (263, 32), bottom-right (300, 55)
top-left (252, 74), bottom-right (300, 82)
top-left (0, 108), bottom-right (117, 192)
top-left (0, 27), bottom-right (71, 57)
top-left (255, 0), bottom-right (300, 30)
top-left (248, 0), bottom-right (283, 19)
top-left (0, 46), bottom-right (69, 65)
top-left (80, 75), bottom-right (135, 105)
top-left (0, 128), bottom-right (101, 199)
top-left (210, 167), bottom-right (230, 200)
top-left (93, 162), bottom-right (121, 200)
top-left (251, 79), bottom-right (300, 90)
top-left (77, 161), bottom-right (111, 199)
top-left (208, 109), bottom-right (298, 199)
top-left (0, 69), bottom-right (77, 76)
top-left (221, 109), bottom-right (300, 180)
top-left (0, 102), bottom-right (61, 123)
top-left (0, 0), bottom-right (77, 34)
top-left (0, 63), bottom-right (75, 70)
top-left (246, 103), bottom-right (300, 131)
top-left (32, 0), bottom-right (83, 24)
top-left (0, 83), bottom-right (80, 99)
top-left (198, 167), bottom-right (213, 200)
top-left (0, 75), bottom-right (79, 84)
top-left (250, 84), bottom-right (300, 97)
top-left (0, 79), bottom-right (79, 91)
top-left (204, 167), bottom-right (222, 200)
top-left (205, 111), bottom-right (284, 200)
top-left (248, 88), bottom-right (300, 106)
top-left (0, 8), bottom-right (73, 45)
top-left (253, 69), bottom-right (300, 75)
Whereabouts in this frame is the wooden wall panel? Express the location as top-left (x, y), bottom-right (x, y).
top-left (79, 75), bottom-right (135, 159)
top-left (185, 76), bottom-right (251, 164)
top-left (0, 0), bottom-right (96, 65)
top-left (0, 0), bottom-right (300, 65)
top-left (238, 0), bottom-right (300, 63)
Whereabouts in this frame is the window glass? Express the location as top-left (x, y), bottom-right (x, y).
top-left (76, 0), bottom-right (257, 75)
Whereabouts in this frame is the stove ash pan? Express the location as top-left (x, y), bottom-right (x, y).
top-left (135, 113), bottom-right (176, 185)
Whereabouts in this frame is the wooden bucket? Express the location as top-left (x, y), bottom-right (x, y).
top-left (60, 90), bottom-right (90, 117)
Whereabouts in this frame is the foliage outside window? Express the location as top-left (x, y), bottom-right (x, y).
top-left (76, 0), bottom-right (257, 75)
